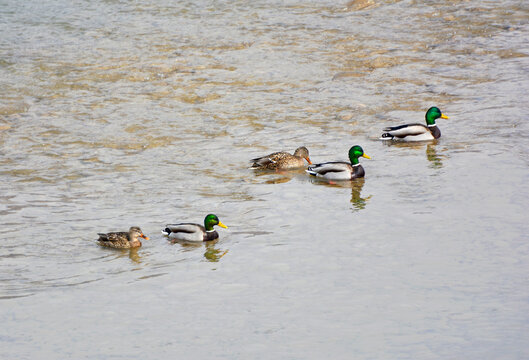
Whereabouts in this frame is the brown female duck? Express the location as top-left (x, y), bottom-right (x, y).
top-left (97, 226), bottom-right (149, 249)
top-left (250, 146), bottom-right (312, 170)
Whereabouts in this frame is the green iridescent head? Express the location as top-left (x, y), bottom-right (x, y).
top-left (204, 214), bottom-right (228, 231)
top-left (425, 107), bottom-right (449, 125)
top-left (348, 145), bottom-right (371, 165)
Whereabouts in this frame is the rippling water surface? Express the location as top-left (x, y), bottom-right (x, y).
top-left (1, 0), bottom-right (528, 358)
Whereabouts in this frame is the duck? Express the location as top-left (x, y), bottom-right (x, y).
top-left (380, 106), bottom-right (449, 141)
top-left (162, 214), bottom-right (228, 242)
top-left (97, 226), bottom-right (149, 249)
top-left (250, 146), bottom-right (312, 170)
top-left (306, 145), bottom-right (371, 181)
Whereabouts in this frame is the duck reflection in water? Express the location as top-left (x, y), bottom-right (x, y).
top-left (169, 238), bottom-right (228, 263)
top-left (252, 168), bottom-right (307, 185)
top-left (111, 247), bottom-right (144, 264)
top-left (308, 177), bottom-right (371, 212)
top-left (426, 144), bottom-right (445, 169)
top-left (382, 140), bottom-right (445, 168)
top-left (127, 248), bottom-right (142, 264)
top-left (350, 178), bottom-right (370, 211)
top-left (204, 243), bottom-right (229, 262)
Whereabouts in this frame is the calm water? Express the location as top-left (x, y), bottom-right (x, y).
top-left (1, 0), bottom-right (529, 358)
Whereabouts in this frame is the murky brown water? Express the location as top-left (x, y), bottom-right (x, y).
top-left (1, 0), bottom-right (529, 358)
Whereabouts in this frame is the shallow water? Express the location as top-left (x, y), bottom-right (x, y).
top-left (1, 0), bottom-right (529, 358)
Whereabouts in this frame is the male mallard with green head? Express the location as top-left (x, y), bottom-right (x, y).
top-left (97, 226), bottom-right (149, 249)
top-left (162, 214), bottom-right (228, 242)
top-left (380, 106), bottom-right (449, 141)
top-left (250, 146), bottom-right (312, 170)
top-left (306, 145), bottom-right (371, 180)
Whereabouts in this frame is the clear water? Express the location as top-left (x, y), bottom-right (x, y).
top-left (1, 0), bottom-right (528, 358)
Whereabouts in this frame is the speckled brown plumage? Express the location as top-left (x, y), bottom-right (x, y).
top-left (250, 146), bottom-right (312, 170)
top-left (97, 226), bottom-right (149, 249)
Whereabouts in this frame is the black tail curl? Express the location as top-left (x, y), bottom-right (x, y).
top-left (381, 133), bottom-right (394, 139)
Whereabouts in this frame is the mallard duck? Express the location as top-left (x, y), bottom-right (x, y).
top-left (250, 146), bottom-right (312, 170)
top-left (162, 214), bottom-right (228, 242)
top-left (306, 145), bottom-right (371, 180)
top-left (97, 226), bottom-right (149, 249)
top-left (380, 106), bottom-right (449, 141)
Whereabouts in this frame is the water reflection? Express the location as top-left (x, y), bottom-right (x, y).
top-left (426, 144), bottom-right (445, 169)
top-left (113, 248), bottom-right (143, 264)
top-left (251, 168), bottom-right (307, 185)
top-left (350, 178), bottom-right (370, 212)
top-left (127, 248), bottom-right (142, 264)
top-left (381, 140), bottom-right (446, 168)
top-left (380, 140), bottom-right (430, 151)
top-left (204, 245), bottom-right (229, 262)
top-left (168, 238), bottom-right (228, 262)
top-left (308, 177), bottom-right (371, 212)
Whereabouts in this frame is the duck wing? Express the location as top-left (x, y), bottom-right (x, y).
top-left (382, 123), bottom-right (428, 137)
top-left (250, 151), bottom-right (290, 168)
top-left (98, 232), bottom-right (128, 242)
top-left (162, 223), bottom-right (205, 241)
top-left (306, 162), bottom-right (353, 180)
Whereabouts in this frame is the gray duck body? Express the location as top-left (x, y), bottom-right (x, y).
top-left (307, 162), bottom-right (365, 180)
top-left (162, 223), bottom-right (220, 242)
